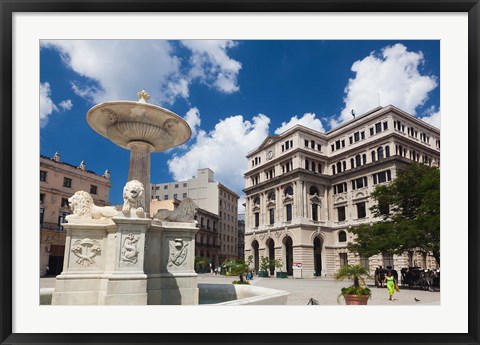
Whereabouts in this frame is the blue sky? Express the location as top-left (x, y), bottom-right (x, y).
top-left (40, 40), bottom-right (440, 209)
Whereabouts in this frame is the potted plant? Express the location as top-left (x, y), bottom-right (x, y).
top-left (258, 256), bottom-right (270, 277)
top-left (335, 264), bottom-right (372, 305)
top-left (274, 259), bottom-right (288, 278)
top-left (224, 256), bottom-right (252, 284)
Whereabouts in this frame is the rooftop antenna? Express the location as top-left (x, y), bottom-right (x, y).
top-left (350, 109), bottom-right (356, 119)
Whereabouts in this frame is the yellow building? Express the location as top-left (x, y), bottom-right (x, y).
top-left (40, 152), bottom-right (111, 276)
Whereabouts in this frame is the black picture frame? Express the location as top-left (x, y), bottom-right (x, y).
top-left (1, 1), bottom-right (479, 344)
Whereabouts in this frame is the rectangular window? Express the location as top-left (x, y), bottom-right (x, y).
top-left (61, 198), bottom-right (69, 207)
top-left (357, 202), bottom-right (366, 219)
top-left (311, 140), bottom-right (315, 148)
top-left (40, 170), bottom-right (47, 181)
top-left (349, 136), bottom-right (353, 144)
top-left (361, 131), bottom-right (365, 140)
top-left (40, 193), bottom-right (45, 203)
top-left (335, 140), bottom-right (341, 150)
top-left (164, 195), bottom-right (168, 200)
top-left (174, 184), bottom-right (179, 188)
top-left (305, 139), bottom-right (309, 147)
top-left (312, 204), bottom-right (318, 221)
top-left (340, 253), bottom-right (348, 267)
top-left (375, 122), bottom-right (382, 133)
top-left (173, 194), bottom-right (178, 199)
top-left (183, 193), bottom-right (187, 198)
top-left (269, 208), bottom-right (275, 225)
top-left (40, 208), bottom-right (44, 227)
top-left (164, 185), bottom-right (168, 189)
top-left (369, 127), bottom-right (374, 136)
top-left (354, 132), bottom-right (360, 142)
top-left (254, 213), bottom-right (259, 227)
top-left (360, 256), bottom-right (369, 270)
top-left (286, 204), bottom-right (292, 222)
top-left (337, 206), bottom-right (346, 221)
top-left (341, 140), bottom-right (345, 147)
top-left (63, 177), bottom-right (72, 188)
top-left (90, 185), bottom-right (97, 194)
top-left (331, 144), bottom-right (335, 152)
top-left (383, 122), bottom-right (388, 130)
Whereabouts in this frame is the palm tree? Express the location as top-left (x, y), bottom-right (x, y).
top-left (335, 264), bottom-right (370, 288)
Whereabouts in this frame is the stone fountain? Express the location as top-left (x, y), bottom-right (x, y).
top-left (86, 90), bottom-right (191, 215)
top-left (51, 91), bottom-right (199, 305)
top-left (49, 91), bottom-right (289, 306)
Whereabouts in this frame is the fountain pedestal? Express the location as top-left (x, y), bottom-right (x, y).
top-left (146, 221), bottom-right (198, 305)
top-left (51, 217), bottom-right (149, 305)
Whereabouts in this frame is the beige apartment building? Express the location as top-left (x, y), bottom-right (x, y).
top-left (243, 105), bottom-right (440, 277)
top-left (40, 152), bottom-right (111, 277)
top-left (151, 168), bottom-right (239, 265)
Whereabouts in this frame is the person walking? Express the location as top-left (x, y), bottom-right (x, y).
top-left (384, 271), bottom-right (396, 301)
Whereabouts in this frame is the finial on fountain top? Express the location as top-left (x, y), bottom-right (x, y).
top-left (137, 89), bottom-right (150, 103)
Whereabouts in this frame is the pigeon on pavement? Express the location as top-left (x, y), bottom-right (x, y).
top-left (414, 297), bottom-right (420, 302)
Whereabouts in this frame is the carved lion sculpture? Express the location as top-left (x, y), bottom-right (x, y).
top-left (153, 198), bottom-right (198, 223)
top-left (122, 180), bottom-right (146, 218)
top-left (66, 190), bottom-right (117, 221)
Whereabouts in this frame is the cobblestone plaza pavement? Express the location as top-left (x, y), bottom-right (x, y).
top-left (41, 273), bottom-right (440, 305)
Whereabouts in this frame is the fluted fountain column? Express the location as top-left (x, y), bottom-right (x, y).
top-left (127, 141), bottom-right (154, 214)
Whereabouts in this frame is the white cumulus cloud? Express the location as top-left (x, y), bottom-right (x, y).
top-left (332, 43), bottom-right (438, 127)
top-left (41, 40), bottom-right (242, 109)
top-left (420, 106), bottom-right (440, 128)
top-left (181, 40), bottom-right (242, 93)
top-left (274, 112), bottom-right (325, 134)
top-left (58, 99), bottom-right (73, 111)
top-left (41, 40), bottom-right (184, 105)
top-left (40, 82), bottom-right (58, 127)
top-left (167, 113), bottom-right (270, 201)
top-left (183, 107), bottom-right (202, 139)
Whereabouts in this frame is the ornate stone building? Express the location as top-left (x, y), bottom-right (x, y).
top-left (40, 152), bottom-right (111, 277)
top-left (194, 207), bottom-right (221, 268)
top-left (243, 105), bottom-right (440, 277)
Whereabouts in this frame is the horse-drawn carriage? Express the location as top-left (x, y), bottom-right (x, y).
top-left (374, 266), bottom-right (398, 288)
top-left (400, 267), bottom-right (440, 291)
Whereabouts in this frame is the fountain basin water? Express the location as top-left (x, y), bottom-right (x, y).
top-left (40, 284), bottom-right (289, 305)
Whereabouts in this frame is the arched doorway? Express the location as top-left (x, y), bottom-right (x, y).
top-left (266, 238), bottom-right (275, 275)
top-left (313, 237), bottom-right (322, 276)
top-left (283, 236), bottom-right (293, 275)
top-left (251, 240), bottom-right (259, 272)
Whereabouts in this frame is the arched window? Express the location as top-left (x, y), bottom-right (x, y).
top-left (338, 230), bottom-right (347, 242)
top-left (309, 186), bottom-right (319, 195)
top-left (336, 161), bottom-right (342, 173)
top-left (311, 162), bottom-right (316, 172)
top-left (362, 154), bottom-right (367, 165)
top-left (385, 146), bottom-right (390, 157)
top-left (200, 217), bottom-right (204, 227)
top-left (350, 158), bottom-right (355, 169)
top-left (378, 147), bottom-right (384, 160)
top-left (284, 186), bottom-right (293, 196)
top-left (332, 165), bottom-right (336, 174)
top-left (371, 151), bottom-right (376, 162)
top-left (355, 154), bottom-right (361, 167)
top-left (305, 159), bottom-right (310, 170)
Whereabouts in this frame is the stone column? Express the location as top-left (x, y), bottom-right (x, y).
top-left (127, 141), bottom-right (153, 214)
